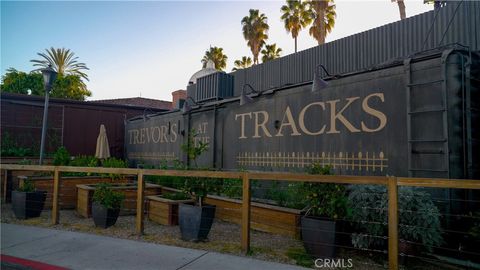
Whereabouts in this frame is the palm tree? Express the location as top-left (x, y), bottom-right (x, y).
top-left (307, 0), bottom-right (336, 45)
top-left (31, 47), bottom-right (89, 81)
top-left (392, 0), bottom-right (406, 20)
top-left (241, 9), bottom-right (269, 65)
top-left (261, 44), bottom-right (282, 63)
top-left (232, 56), bottom-right (253, 71)
top-left (201, 46), bottom-right (228, 71)
top-left (281, 0), bottom-right (312, 53)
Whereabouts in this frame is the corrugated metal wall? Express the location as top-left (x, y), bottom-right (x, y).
top-left (230, 1), bottom-right (480, 94)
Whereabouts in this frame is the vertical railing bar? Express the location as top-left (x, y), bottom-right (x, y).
top-left (136, 170), bottom-right (145, 235)
top-left (241, 172), bottom-right (251, 254)
top-left (52, 168), bottom-right (60, 225)
top-left (388, 176), bottom-right (399, 270)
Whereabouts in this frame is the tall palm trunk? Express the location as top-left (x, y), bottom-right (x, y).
top-left (294, 36), bottom-right (298, 53)
top-left (314, 0), bottom-right (328, 45)
top-left (397, 0), bottom-right (406, 20)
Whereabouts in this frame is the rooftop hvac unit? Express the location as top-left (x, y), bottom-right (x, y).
top-left (195, 72), bottom-right (234, 102)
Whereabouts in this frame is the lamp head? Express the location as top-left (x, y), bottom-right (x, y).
top-left (311, 64), bottom-right (329, 92)
top-left (41, 65), bottom-right (57, 91)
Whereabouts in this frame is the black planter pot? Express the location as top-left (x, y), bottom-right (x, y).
top-left (301, 216), bottom-right (336, 259)
top-left (11, 190), bottom-right (47, 219)
top-left (92, 202), bottom-right (120, 228)
top-left (178, 203), bottom-right (216, 242)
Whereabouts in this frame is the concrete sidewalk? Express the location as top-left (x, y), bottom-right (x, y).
top-left (1, 223), bottom-right (308, 270)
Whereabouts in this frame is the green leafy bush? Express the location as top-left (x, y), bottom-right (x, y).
top-left (220, 178), bottom-right (243, 199)
top-left (53, 146), bottom-right (70, 166)
top-left (181, 129), bottom-right (211, 207)
top-left (1, 132), bottom-right (33, 157)
top-left (301, 164), bottom-right (348, 219)
top-left (161, 192), bottom-right (191, 201)
top-left (145, 160), bottom-right (186, 189)
top-left (17, 179), bottom-right (35, 192)
top-left (348, 185), bottom-right (443, 252)
top-left (265, 181), bottom-right (306, 209)
top-left (101, 157), bottom-right (127, 180)
top-left (92, 183), bottom-right (125, 209)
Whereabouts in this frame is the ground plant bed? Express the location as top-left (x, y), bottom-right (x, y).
top-left (147, 195), bottom-right (194, 226)
top-left (204, 195), bottom-right (303, 238)
top-left (76, 183), bottom-right (162, 217)
top-left (16, 175), bottom-right (131, 209)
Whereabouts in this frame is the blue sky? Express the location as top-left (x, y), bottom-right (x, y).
top-left (1, 1), bottom-right (432, 102)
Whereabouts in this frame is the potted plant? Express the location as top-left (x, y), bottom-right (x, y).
top-left (11, 179), bottom-right (47, 219)
top-left (91, 183), bottom-right (125, 228)
top-left (178, 130), bottom-right (216, 242)
top-left (348, 185), bottom-right (443, 263)
top-left (300, 164), bottom-right (349, 259)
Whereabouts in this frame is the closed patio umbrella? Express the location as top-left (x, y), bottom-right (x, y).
top-left (95, 124), bottom-right (110, 159)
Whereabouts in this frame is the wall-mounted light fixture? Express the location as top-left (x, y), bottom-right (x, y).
top-left (182, 96), bottom-right (200, 114)
top-left (143, 108), bottom-right (155, 122)
top-left (239, 83), bottom-right (260, 106)
top-left (312, 64), bottom-right (331, 92)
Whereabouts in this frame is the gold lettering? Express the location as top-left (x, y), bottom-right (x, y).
top-left (160, 125), bottom-right (169, 143)
top-left (327, 97), bottom-right (361, 134)
top-left (170, 123), bottom-right (178, 142)
top-left (361, 93), bottom-right (387, 132)
top-left (140, 128), bottom-right (146, 144)
top-left (253, 111), bottom-right (272, 138)
top-left (276, 106), bottom-right (301, 137)
top-left (235, 112), bottom-right (252, 139)
top-left (299, 102), bottom-right (326, 135)
top-left (151, 127), bottom-right (161, 143)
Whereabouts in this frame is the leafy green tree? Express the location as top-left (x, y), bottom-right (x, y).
top-left (1, 68), bottom-right (92, 101)
top-left (391, 0), bottom-right (406, 20)
top-left (201, 46), bottom-right (228, 71)
top-left (0, 68), bottom-right (43, 95)
top-left (261, 44), bottom-right (282, 63)
top-left (241, 9), bottom-right (270, 65)
top-left (232, 56), bottom-right (253, 71)
top-left (281, 0), bottom-right (312, 52)
top-left (307, 0), bottom-right (336, 45)
top-left (31, 47), bottom-right (89, 81)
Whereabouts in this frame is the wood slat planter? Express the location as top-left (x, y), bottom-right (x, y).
top-left (17, 175), bottom-right (131, 209)
top-left (76, 183), bottom-right (162, 218)
top-left (147, 195), bottom-right (194, 226)
top-left (204, 195), bottom-right (304, 238)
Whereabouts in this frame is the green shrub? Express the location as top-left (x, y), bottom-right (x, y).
top-left (348, 185), bottom-right (443, 252)
top-left (221, 178), bottom-right (243, 199)
top-left (265, 181), bottom-right (306, 209)
top-left (161, 192), bottom-right (190, 200)
top-left (17, 179), bottom-right (35, 192)
top-left (101, 157), bottom-right (127, 180)
top-left (92, 183), bottom-right (125, 209)
top-left (1, 132), bottom-right (33, 157)
top-left (181, 129), bottom-right (211, 207)
top-left (53, 146), bottom-right (70, 166)
top-left (301, 164), bottom-right (349, 219)
top-left (145, 160), bottom-right (186, 189)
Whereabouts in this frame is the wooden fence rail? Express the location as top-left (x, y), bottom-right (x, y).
top-left (2, 163), bottom-right (480, 270)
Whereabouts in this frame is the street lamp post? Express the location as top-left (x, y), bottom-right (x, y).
top-left (39, 65), bottom-right (58, 165)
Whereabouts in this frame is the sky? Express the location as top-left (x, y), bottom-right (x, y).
top-left (1, 1), bottom-right (433, 102)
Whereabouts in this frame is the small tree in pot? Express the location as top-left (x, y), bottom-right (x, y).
top-left (92, 183), bottom-right (125, 228)
top-left (12, 179), bottom-right (47, 219)
top-left (178, 130), bottom-right (216, 242)
top-left (300, 164), bottom-right (349, 259)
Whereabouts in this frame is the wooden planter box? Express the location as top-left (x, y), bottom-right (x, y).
top-left (147, 195), bottom-right (193, 226)
top-left (16, 175), bottom-right (130, 209)
top-left (204, 195), bottom-right (304, 238)
top-left (76, 183), bottom-right (162, 218)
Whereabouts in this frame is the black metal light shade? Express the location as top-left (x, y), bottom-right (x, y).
top-left (239, 84), bottom-right (259, 106)
top-left (311, 64), bottom-right (330, 92)
top-left (41, 65), bottom-right (57, 91)
top-left (182, 96), bottom-right (198, 114)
